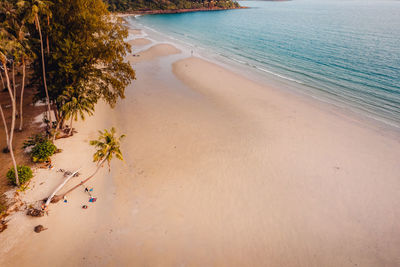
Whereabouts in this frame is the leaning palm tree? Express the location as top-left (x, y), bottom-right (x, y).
top-left (17, 0), bottom-right (52, 122)
top-left (47, 127), bottom-right (125, 204)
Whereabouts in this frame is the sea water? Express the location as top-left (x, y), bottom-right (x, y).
top-left (129, 0), bottom-right (400, 127)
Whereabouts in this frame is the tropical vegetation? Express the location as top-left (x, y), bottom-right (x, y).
top-left (0, 0), bottom-right (135, 187)
top-left (48, 127), bottom-right (125, 204)
top-left (6, 165), bottom-right (33, 186)
top-left (30, 138), bottom-right (57, 162)
top-left (105, 0), bottom-right (240, 12)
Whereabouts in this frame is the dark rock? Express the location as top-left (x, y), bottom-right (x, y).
top-left (34, 225), bottom-right (48, 233)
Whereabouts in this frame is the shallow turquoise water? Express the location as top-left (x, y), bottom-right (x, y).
top-left (133, 0), bottom-right (400, 127)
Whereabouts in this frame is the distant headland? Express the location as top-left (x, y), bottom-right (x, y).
top-left (106, 0), bottom-right (244, 14)
top-left (116, 6), bottom-right (247, 16)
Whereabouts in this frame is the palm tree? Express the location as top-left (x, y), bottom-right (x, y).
top-left (17, 0), bottom-right (52, 122)
top-left (58, 89), bottom-right (95, 136)
top-left (48, 127), bottom-right (125, 204)
top-left (0, 51), bottom-right (20, 186)
top-left (1, 1), bottom-right (32, 132)
top-left (16, 26), bottom-right (33, 131)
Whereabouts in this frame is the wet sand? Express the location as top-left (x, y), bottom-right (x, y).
top-left (128, 38), bottom-right (152, 47)
top-left (1, 39), bottom-right (400, 267)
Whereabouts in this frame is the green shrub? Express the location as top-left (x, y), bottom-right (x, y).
top-left (6, 166), bottom-right (33, 186)
top-left (31, 140), bottom-right (57, 163)
top-left (23, 134), bottom-right (47, 149)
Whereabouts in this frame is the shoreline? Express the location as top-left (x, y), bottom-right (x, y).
top-left (1, 26), bottom-right (400, 266)
top-left (116, 6), bottom-right (247, 16)
top-left (127, 20), bottom-right (400, 134)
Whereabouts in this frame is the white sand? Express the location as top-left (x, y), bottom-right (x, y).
top-left (128, 43), bottom-right (181, 63)
top-left (128, 38), bottom-right (152, 47)
top-left (1, 43), bottom-right (400, 267)
top-left (128, 29), bottom-right (142, 35)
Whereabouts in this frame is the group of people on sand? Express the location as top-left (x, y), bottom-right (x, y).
top-left (41, 186), bottom-right (97, 211)
top-left (82, 187), bottom-right (97, 209)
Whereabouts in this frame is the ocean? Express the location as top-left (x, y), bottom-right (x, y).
top-left (128, 0), bottom-right (400, 127)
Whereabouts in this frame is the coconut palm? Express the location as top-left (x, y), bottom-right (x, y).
top-left (17, 0), bottom-right (52, 122)
top-left (48, 127), bottom-right (125, 204)
top-left (58, 88), bottom-right (95, 135)
top-left (0, 0), bottom-right (21, 186)
top-left (0, 1), bottom-right (18, 93)
top-left (1, 0), bottom-right (33, 131)
top-left (0, 50), bottom-right (20, 186)
top-left (15, 24), bottom-right (33, 131)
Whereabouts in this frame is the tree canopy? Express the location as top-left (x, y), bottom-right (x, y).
top-left (105, 0), bottom-right (240, 12)
top-left (29, 0), bottom-right (135, 112)
top-left (0, 0), bottom-right (135, 187)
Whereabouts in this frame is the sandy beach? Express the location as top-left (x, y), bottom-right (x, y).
top-left (128, 38), bottom-right (152, 47)
top-left (1, 33), bottom-right (400, 267)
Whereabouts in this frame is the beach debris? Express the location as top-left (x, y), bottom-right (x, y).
top-left (64, 170), bottom-right (81, 177)
top-left (0, 220), bottom-right (8, 233)
top-left (63, 196), bottom-right (68, 203)
top-left (34, 225), bottom-right (48, 233)
top-left (82, 205), bottom-right (88, 209)
top-left (27, 208), bottom-right (45, 217)
top-left (58, 169), bottom-right (80, 177)
top-left (89, 197), bottom-right (97, 203)
top-left (37, 161), bottom-right (51, 169)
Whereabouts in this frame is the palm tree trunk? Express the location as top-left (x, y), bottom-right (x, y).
top-left (52, 157), bottom-right (107, 203)
top-left (12, 62), bottom-right (16, 102)
top-left (0, 104), bottom-right (9, 148)
top-left (35, 14), bottom-right (52, 123)
top-left (0, 69), bottom-right (5, 91)
top-left (46, 36), bottom-right (50, 55)
top-left (63, 158), bottom-right (106, 197)
top-left (2, 61), bottom-right (19, 186)
top-left (19, 57), bottom-right (26, 131)
top-left (52, 104), bottom-right (59, 141)
top-left (53, 103), bottom-right (59, 122)
top-left (69, 116), bottom-right (73, 135)
top-left (46, 16), bottom-right (50, 54)
top-left (52, 119), bottom-right (60, 141)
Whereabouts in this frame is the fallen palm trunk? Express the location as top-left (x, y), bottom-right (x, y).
top-left (44, 168), bottom-right (81, 208)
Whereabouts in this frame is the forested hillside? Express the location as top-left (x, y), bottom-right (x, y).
top-left (105, 0), bottom-right (240, 12)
